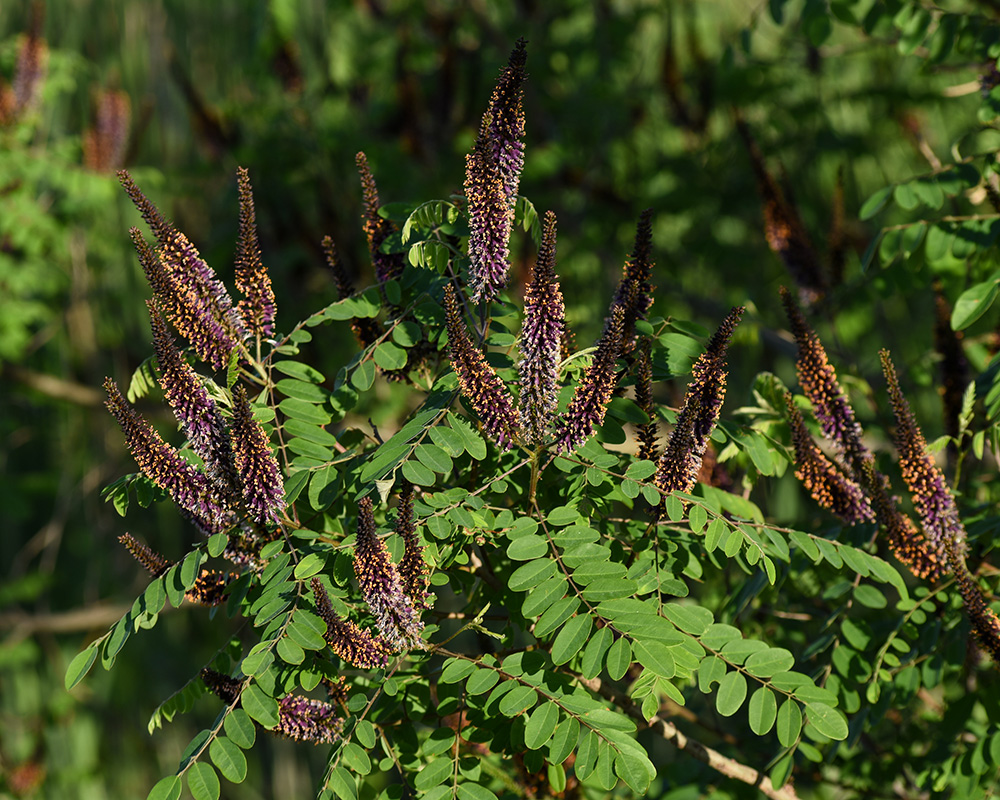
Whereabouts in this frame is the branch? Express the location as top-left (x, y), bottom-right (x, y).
top-left (579, 676), bottom-right (800, 800)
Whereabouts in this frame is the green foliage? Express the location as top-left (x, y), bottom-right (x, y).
top-left (7, 1), bottom-right (1000, 799)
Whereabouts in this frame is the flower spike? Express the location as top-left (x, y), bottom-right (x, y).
top-left (118, 533), bottom-right (172, 577)
top-left (119, 172), bottom-right (246, 370)
top-left (148, 301), bottom-right (238, 495)
top-left (444, 284), bottom-right (519, 448)
top-left (785, 394), bottom-right (874, 525)
top-left (356, 151), bottom-right (404, 286)
top-left (946, 537), bottom-right (1000, 664)
top-left (553, 306), bottom-right (625, 453)
top-left (322, 235), bottom-right (381, 348)
top-left (311, 578), bottom-right (389, 668)
top-left (276, 695), bottom-right (343, 745)
top-left (465, 39), bottom-right (528, 303)
top-left (634, 337), bottom-right (659, 462)
top-left (518, 210), bottom-right (565, 445)
top-left (234, 167), bottom-right (276, 338)
top-left (395, 482), bottom-right (431, 609)
top-left (83, 89), bottom-right (131, 172)
top-left (655, 307), bottom-right (743, 496)
top-left (353, 497), bottom-right (424, 651)
top-left (780, 286), bottom-right (869, 476)
top-left (104, 378), bottom-right (231, 536)
top-left (609, 208), bottom-right (655, 349)
top-left (880, 350), bottom-right (959, 570)
top-left (862, 460), bottom-right (947, 581)
top-left (230, 386), bottom-right (285, 528)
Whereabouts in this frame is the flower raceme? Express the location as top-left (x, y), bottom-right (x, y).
top-left (444, 283), bottom-right (520, 449)
top-left (465, 39), bottom-right (527, 303)
top-left (353, 497), bottom-right (425, 652)
top-left (655, 307), bottom-right (744, 497)
top-left (518, 210), bottom-right (565, 445)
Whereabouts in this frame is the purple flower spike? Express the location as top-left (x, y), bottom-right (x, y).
top-left (553, 306), bottom-right (625, 454)
top-left (148, 302), bottom-right (238, 496)
top-left (311, 578), bottom-right (389, 668)
top-left (785, 394), bottom-right (874, 525)
top-left (120, 172), bottom-right (246, 371)
top-left (356, 151), bottom-right (404, 286)
top-left (118, 533), bottom-right (172, 577)
top-left (880, 351), bottom-right (961, 570)
top-left (353, 497), bottom-right (424, 651)
top-left (655, 307), bottom-right (743, 496)
top-left (609, 209), bottom-right (655, 349)
top-left (234, 167), bottom-right (276, 338)
top-left (230, 386), bottom-right (284, 528)
top-left (634, 338), bottom-right (659, 462)
top-left (444, 284), bottom-right (519, 448)
top-left (395, 482), bottom-right (431, 609)
top-left (862, 459), bottom-right (947, 582)
top-left (518, 210), bottom-right (565, 445)
top-left (276, 694), bottom-right (343, 745)
top-left (465, 40), bottom-right (527, 303)
top-left (781, 286), bottom-right (869, 476)
top-left (486, 38), bottom-right (528, 202)
top-left (104, 378), bottom-right (231, 536)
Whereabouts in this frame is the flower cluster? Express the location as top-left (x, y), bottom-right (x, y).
top-left (655, 307), bottom-right (744, 497)
top-left (785, 395), bottom-right (873, 525)
top-left (357, 151), bottom-right (405, 288)
top-left (83, 89), bottom-right (131, 172)
top-left (118, 533), bottom-right (236, 607)
top-left (609, 209), bottom-right (655, 350)
top-left (780, 287), bottom-right (869, 476)
top-left (880, 351), bottom-right (960, 568)
top-left (395, 482), bottom-right (431, 610)
top-left (553, 307), bottom-right (625, 453)
top-left (518, 210), bottom-right (566, 445)
top-left (311, 578), bottom-right (389, 669)
top-left (353, 497), bottom-right (425, 652)
top-left (465, 39), bottom-right (527, 303)
top-left (234, 167), bottom-right (276, 338)
top-left (634, 338), bottom-right (659, 462)
top-left (321, 235), bottom-right (381, 348)
top-left (444, 284), bottom-right (519, 448)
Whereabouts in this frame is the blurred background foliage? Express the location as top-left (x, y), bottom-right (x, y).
top-left (3, 0), bottom-right (1000, 797)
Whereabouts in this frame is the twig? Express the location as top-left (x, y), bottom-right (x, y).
top-left (578, 676), bottom-right (801, 800)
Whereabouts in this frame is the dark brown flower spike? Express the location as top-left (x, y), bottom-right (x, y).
top-left (311, 578), bottom-right (389, 669)
top-left (234, 167), bottom-right (276, 338)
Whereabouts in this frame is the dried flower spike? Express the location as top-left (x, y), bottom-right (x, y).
top-left (465, 40), bottom-right (528, 303)
top-left (230, 386), bottom-right (284, 528)
top-left (118, 533), bottom-right (172, 577)
top-left (234, 167), bottom-right (276, 338)
top-left (518, 210), bottom-right (565, 445)
top-left (311, 578), bottom-right (388, 669)
top-left (104, 378), bottom-right (231, 536)
top-left (444, 284), bottom-right (519, 448)
top-left (655, 307), bottom-right (743, 496)
top-left (785, 394), bottom-right (874, 525)
top-left (353, 497), bottom-right (424, 651)
top-left (553, 306), bottom-right (625, 453)
top-left (201, 668), bottom-right (242, 705)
